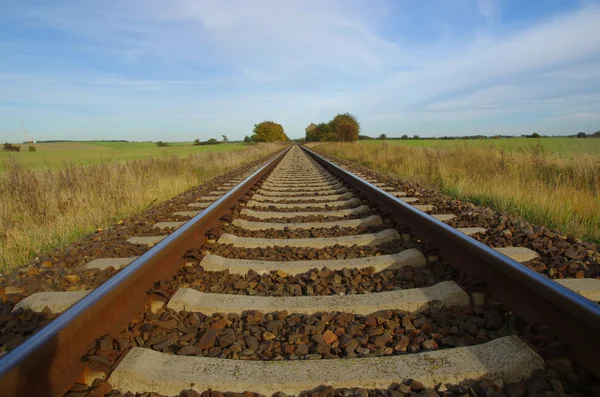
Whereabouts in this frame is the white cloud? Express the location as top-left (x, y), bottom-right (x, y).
top-left (1, 1), bottom-right (600, 139)
top-left (345, 3), bottom-right (600, 134)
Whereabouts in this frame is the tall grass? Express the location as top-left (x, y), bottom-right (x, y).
top-left (314, 141), bottom-right (600, 243)
top-left (0, 144), bottom-right (283, 271)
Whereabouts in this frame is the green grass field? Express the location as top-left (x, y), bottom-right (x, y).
top-left (0, 141), bottom-right (250, 171)
top-left (364, 137), bottom-right (600, 155)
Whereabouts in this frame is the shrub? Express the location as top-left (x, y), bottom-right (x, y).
top-left (28, 146), bottom-right (36, 152)
top-left (156, 141), bottom-right (169, 147)
top-left (193, 139), bottom-right (201, 146)
top-left (3, 143), bottom-right (21, 152)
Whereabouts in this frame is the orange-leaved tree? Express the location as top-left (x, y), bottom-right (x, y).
top-left (330, 113), bottom-right (360, 142)
top-left (252, 121), bottom-right (288, 142)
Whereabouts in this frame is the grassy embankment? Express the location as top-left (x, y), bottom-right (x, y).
top-left (0, 142), bottom-right (284, 271)
top-left (313, 138), bottom-right (600, 243)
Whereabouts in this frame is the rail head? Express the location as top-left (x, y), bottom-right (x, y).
top-left (301, 144), bottom-right (600, 377)
top-left (0, 145), bottom-right (292, 397)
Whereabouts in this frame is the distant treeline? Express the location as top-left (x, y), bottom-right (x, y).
top-left (352, 131), bottom-right (600, 141)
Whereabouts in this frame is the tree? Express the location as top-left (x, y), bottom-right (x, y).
top-left (156, 141), bottom-right (168, 147)
top-left (29, 145), bottom-right (36, 152)
top-left (593, 131), bottom-right (600, 138)
top-left (330, 113), bottom-right (359, 142)
top-left (530, 132), bottom-right (541, 138)
top-left (335, 119), bottom-right (359, 142)
top-left (252, 121), bottom-right (288, 142)
top-left (413, 135), bottom-right (420, 140)
top-left (244, 135), bottom-right (252, 143)
top-left (222, 135), bottom-right (229, 143)
top-left (305, 123), bottom-right (319, 142)
top-left (193, 139), bottom-right (201, 146)
top-left (305, 113), bottom-right (360, 142)
top-left (315, 122), bottom-right (336, 141)
top-left (576, 132), bottom-right (587, 138)
top-left (379, 134), bottom-right (387, 140)
top-left (401, 134), bottom-right (408, 140)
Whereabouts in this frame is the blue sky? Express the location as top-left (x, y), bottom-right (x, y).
top-left (1, 0), bottom-right (600, 142)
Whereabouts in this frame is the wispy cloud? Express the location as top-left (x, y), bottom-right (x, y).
top-left (1, 0), bottom-right (599, 141)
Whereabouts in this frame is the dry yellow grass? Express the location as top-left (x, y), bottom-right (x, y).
top-left (313, 141), bottom-right (600, 243)
top-left (0, 143), bottom-right (284, 271)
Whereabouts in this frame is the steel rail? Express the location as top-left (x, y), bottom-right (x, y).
top-left (302, 145), bottom-right (600, 377)
top-left (0, 146), bottom-right (291, 397)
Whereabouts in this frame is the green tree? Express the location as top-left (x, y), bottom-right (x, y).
top-left (401, 134), bottom-right (408, 140)
top-left (156, 141), bottom-right (168, 147)
top-left (222, 135), bottom-right (229, 142)
top-left (244, 135), bottom-right (252, 143)
top-left (379, 134), bottom-right (387, 140)
top-left (576, 132), bottom-right (587, 138)
top-left (315, 122), bottom-right (336, 141)
top-left (305, 123), bottom-right (319, 142)
top-left (252, 121), bottom-right (288, 142)
top-left (192, 139), bottom-right (201, 146)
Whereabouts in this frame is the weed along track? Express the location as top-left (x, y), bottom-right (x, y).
top-left (1, 145), bottom-right (599, 396)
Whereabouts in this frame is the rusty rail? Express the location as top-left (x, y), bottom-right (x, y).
top-left (0, 146), bottom-right (291, 397)
top-left (302, 145), bottom-right (600, 377)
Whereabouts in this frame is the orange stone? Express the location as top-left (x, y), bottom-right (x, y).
top-left (323, 330), bottom-right (338, 344)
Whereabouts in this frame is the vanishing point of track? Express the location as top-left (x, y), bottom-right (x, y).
top-left (1, 145), bottom-right (599, 396)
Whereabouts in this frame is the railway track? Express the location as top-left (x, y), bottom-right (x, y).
top-left (1, 144), bottom-right (599, 396)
